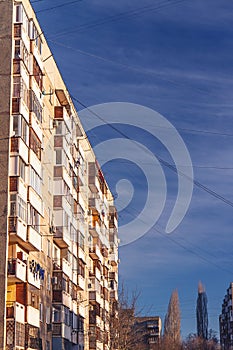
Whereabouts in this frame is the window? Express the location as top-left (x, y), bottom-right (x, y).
top-left (52, 306), bottom-right (61, 323)
top-left (30, 20), bottom-right (42, 54)
top-left (79, 233), bottom-right (85, 250)
top-left (78, 259), bottom-right (85, 278)
top-left (10, 156), bottom-right (26, 181)
top-left (33, 57), bottom-right (43, 90)
top-left (13, 76), bottom-right (28, 106)
top-left (14, 40), bottom-right (29, 70)
top-left (29, 205), bottom-right (40, 231)
top-left (13, 115), bottom-right (29, 144)
top-left (64, 307), bottom-right (69, 326)
top-left (29, 166), bottom-right (41, 195)
top-left (47, 240), bottom-right (51, 258)
top-left (39, 303), bottom-right (43, 322)
top-left (55, 149), bottom-right (62, 165)
top-left (47, 273), bottom-right (51, 291)
top-left (29, 89), bottom-right (42, 122)
top-left (15, 4), bottom-right (29, 36)
top-left (55, 121), bottom-right (63, 135)
top-left (29, 129), bottom-right (41, 160)
top-left (10, 194), bottom-right (27, 222)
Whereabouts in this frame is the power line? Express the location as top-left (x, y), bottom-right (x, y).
top-left (71, 94), bottom-right (233, 210)
top-left (35, 0), bottom-right (83, 14)
top-left (48, 0), bottom-right (190, 39)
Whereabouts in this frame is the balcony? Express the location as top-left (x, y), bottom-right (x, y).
top-left (89, 291), bottom-right (101, 306)
top-left (52, 323), bottom-right (72, 341)
top-left (6, 302), bottom-right (25, 324)
top-left (89, 221), bottom-right (101, 238)
top-left (10, 137), bottom-right (29, 164)
top-left (52, 290), bottom-right (72, 309)
top-left (8, 258), bottom-right (26, 284)
top-left (88, 163), bottom-right (101, 193)
top-left (109, 251), bottom-right (118, 266)
top-left (53, 227), bottom-right (69, 249)
top-left (27, 306), bottom-right (40, 328)
top-left (61, 258), bottom-right (72, 279)
top-left (8, 217), bottom-right (27, 244)
top-left (89, 244), bottom-right (102, 261)
top-left (9, 177), bottom-right (27, 201)
top-left (12, 97), bottom-right (29, 122)
top-left (28, 187), bottom-right (43, 216)
top-left (110, 290), bottom-right (118, 301)
top-left (89, 196), bottom-right (101, 215)
top-left (78, 303), bottom-right (86, 318)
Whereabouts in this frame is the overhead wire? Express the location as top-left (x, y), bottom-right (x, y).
top-left (48, 0), bottom-right (191, 39)
top-left (35, 0), bottom-right (83, 14)
top-left (71, 94), bottom-right (233, 209)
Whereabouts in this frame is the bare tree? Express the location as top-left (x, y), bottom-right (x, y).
top-left (164, 289), bottom-right (181, 348)
top-left (110, 284), bottom-right (145, 350)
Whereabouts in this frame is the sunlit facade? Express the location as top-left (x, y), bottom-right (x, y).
top-left (0, 1), bottom-right (118, 349)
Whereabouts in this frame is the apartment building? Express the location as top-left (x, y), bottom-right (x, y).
top-left (0, 1), bottom-right (118, 349)
top-left (219, 283), bottom-right (233, 350)
top-left (134, 316), bottom-right (162, 349)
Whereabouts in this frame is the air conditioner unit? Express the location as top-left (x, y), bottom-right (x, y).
top-left (51, 276), bottom-right (58, 285)
top-left (49, 225), bottom-right (56, 234)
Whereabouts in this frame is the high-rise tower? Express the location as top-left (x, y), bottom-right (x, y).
top-left (196, 281), bottom-right (208, 339)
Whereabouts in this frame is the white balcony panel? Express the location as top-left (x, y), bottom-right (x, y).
top-left (18, 178), bottom-right (27, 202)
top-left (9, 218), bottom-right (27, 243)
top-left (78, 192), bottom-right (86, 212)
top-left (28, 187), bottom-right (43, 216)
top-left (27, 226), bottom-right (42, 251)
top-left (16, 138), bottom-right (29, 164)
top-left (72, 300), bottom-right (78, 314)
top-left (62, 259), bottom-right (72, 279)
top-left (27, 306), bottom-right (40, 328)
top-left (72, 270), bottom-right (77, 285)
top-left (27, 266), bottom-right (40, 289)
top-left (78, 221), bottom-right (86, 236)
top-left (110, 251), bottom-right (118, 265)
top-left (8, 258), bottom-right (27, 283)
top-left (29, 150), bottom-right (41, 177)
top-left (30, 76), bottom-right (42, 103)
top-left (30, 111), bottom-right (43, 142)
top-left (62, 291), bottom-right (72, 309)
top-left (78, 303), bottom-right (86, 318)
top-left (78, 247), bottom-right (85, 263)
top-left (95, 268), bottom-right (101, 281)
top-left (21, 27), bottom-right (30, 53)
top-left (19, 99), bottom-right (29, 123)
top-left (31, 41), bottom-right (43, 72)
top-left (63, 167), bottom-right (72, 190)
top-left (77, 275), bottom-right (85, 291)
top-left (63, 324), bottom-right (71, 341)
top-left (15, 302), bottom-right (25, 323)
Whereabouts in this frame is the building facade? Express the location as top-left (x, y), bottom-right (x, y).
top-left (220, 283), bottom-right (233, 350)
top-left (0, 1), bottom-right (118, 349)
top-left (134, 316), bottom-right (162, 350)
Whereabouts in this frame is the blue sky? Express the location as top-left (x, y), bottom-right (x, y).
top-left (34, 0), bottom-right (233, 338)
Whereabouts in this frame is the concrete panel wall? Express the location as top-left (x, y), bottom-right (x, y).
top-left (0, 1), bottom-right (13, 348)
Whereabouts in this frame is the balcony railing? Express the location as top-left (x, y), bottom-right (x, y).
top-left (6, 302), bottom-right (25, 324)
top-left (8, 258), bottom-right (26, 283)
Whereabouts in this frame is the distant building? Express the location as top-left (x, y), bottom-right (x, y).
top-left (134, 316), bottom-right (162, 349)
top-left (196, 281), bottom-right (208, 339)
top-left (219, 283), bottom-right (233, 350)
